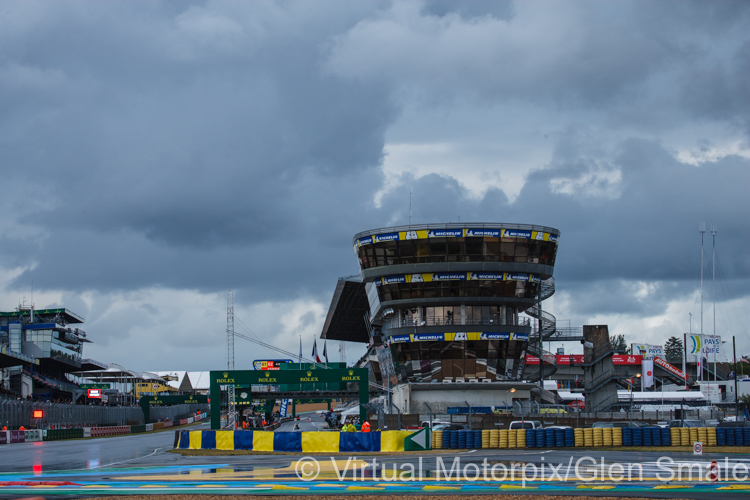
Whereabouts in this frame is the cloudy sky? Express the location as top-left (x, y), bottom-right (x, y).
top-left (1, 0), bottom-right (748, 372)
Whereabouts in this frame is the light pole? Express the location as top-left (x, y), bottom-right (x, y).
top-left (503, 388), bottom-right (516, 412)
top-left (630, 373), bottom-right (641, 423)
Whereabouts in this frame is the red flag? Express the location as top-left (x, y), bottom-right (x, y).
top-left (311, 338), bottom-right (322, 363)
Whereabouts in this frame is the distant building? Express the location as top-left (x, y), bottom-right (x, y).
top-left (322, 223), bottom-right (561, 412)
top-left (0, 305), bottom-right (107, 399)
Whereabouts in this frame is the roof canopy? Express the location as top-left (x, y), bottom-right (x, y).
top-left (321, 278), bottom-right (370, 343)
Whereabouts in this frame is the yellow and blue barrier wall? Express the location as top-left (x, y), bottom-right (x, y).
top-left (177, 426), bottom-right (742, 452)
top-left (177, 430), bottom-right (416, 452)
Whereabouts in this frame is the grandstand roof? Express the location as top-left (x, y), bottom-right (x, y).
top-left (72, 364), bottom-right (164, 383)
top-left (154, 371), bottom-right (193, 393)
top-left (0, 308), bottom-right (84, 324)
top-left (320, 278), bottom-right (370, 343)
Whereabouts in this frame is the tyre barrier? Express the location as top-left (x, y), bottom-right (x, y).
top-left (178, 426), bottom-right (745, 452)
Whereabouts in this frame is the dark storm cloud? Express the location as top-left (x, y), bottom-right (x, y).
top-left (0, 0), bottom-right (747, 330)
top-left (378, 135), bottom-right (749, 318)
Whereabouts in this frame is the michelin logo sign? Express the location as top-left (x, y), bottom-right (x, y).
top-left (469, 272), bottom-right (504, 280)
top-left (373, 232), bottom-right (399, 243)
top-left (381, 275), bottom-right (406, 285)
top-left (464, 229), bottom-right (502, 237)
top-left (502, 229), bottom-right (532, 239)
top-left (433, 273), bottom-right (467, 281)
top-left (427, 229), bottom-right (463, 237)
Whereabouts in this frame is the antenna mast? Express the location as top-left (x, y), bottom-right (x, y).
top-left (409, 187), bottom-right (412, 225)
top-left (227, 290), bottom-right (235, 370)
top-left (226, 290), bottom-right (236, 429)
top-left (711, 223), bottom-right (717, 382)
top-left (699, 222), bottom-right (705, 382)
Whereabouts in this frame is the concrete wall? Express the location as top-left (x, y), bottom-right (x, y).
top-left (392, 383), bottom-right (531, 414)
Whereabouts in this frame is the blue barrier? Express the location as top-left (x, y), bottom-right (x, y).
top-left (535, 429), bottom-right (545, 448)
top-left (545, 429), bottom-right (555, 447)
top-left (717, 428), bottom-right (726, 446)
top-left (652, 428), bottom-right (662, 446)
top-left (179, 430), bottom-right (190, 449)
top-left (735, 428), bottom-right (744, 446)
top-left (442, 431), bottom-right (450, 449)
top-left (643, 428), bottom-right (652, 446)
top-left (234, 430), bottom-right (254, 450)
top-left (555, 429), bottom-right (564, 447)
top-left (339, 432), bottom-right (380, 452)
top-left (474, 430), bottom-right (482, 448)
top-left (273, 432), bottom-right (302, 452)
top-left (661, 428), bottom-right (670, 446)
top-left (526, 429), bottom-right (536, 448)
top-left (622, 428), bottom-right (632, 446)
top-left (201, 430), bottom-right (216, 450)
top-left (637, 428), bottom-right (645, 446)
top-left (727, 428), bottom-right (736, 446)
top-left (466, 430), bottom-right (474, 449)
top-left (564, 428), bottom-right (574, 447)
top-left (450, 430), bottom-right (458, 449)
top-left (457, 431), bottom-right (466, 449)
top-left (744, 428), bottom-right (750, 446)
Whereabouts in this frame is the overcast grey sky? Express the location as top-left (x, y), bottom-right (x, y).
top-left (1, 0), bottom-right (748, 371)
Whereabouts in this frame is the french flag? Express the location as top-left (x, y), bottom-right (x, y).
top-left (312, 338), bottom-right (322, 363)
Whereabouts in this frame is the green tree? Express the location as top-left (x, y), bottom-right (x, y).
top-left (610, 334), bottom-right (629, 354)
top-left (664, 336), bottom-right (684, 364)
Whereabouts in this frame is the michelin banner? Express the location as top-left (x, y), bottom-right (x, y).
top-left (356, 228), bottom-right (560, 247)
top-left (387, 332), bottom-right (529, 344)
top-left (378, 272), bottom-right (540, 286)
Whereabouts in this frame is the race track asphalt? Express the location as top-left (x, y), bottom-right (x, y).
top-left (1, 418), bottom-right (749, 499)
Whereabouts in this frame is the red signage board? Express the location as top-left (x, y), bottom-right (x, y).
top-left (654, 356), bottom-right (688, 381)
top-left (525, 354), bottom-right (643, 365)
top-left (612, 354), bottom-right (642, 365)
top-left (87, 389), bottom-right (101, 398)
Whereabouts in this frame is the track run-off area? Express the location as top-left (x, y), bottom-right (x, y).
top-left (2, 418), bottom-right (750, 499)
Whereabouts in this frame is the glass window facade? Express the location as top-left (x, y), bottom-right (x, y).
top-left (24, 329), bottom-right (82, 361)
top-left (389, 340), bottom-right (526, 383)
top-left (358, 237), bottom-right (557, 270)
top-left (378, 280), bottom-right (539, 302)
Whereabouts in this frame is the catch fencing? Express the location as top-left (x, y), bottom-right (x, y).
top-left (0, 400), bottom-right (208, 429)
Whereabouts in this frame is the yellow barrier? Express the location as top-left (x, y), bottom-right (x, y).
top-left (697, 427), bottom-right (707, 444)
top-left (499, 429), bottom-right (508, 449)
top-left (381, 430), bottom-right (413, 452)
top-left (482, 430), bottom-right (490, 449)
top-left (188, 430), bottom-right (202, 450)
top-left (584, 428), bottom-right (594, 447)
top-left (152, 422), bottom-right (165, 430)
top-left (489, 429), bottom-right (499, 448)
top-left (433, 430), bottom-right (442, 449)
top-left (707, 427), bottom-right (717, 446)
top-left (215, 430), bottom-right (234, 450)
top-left (302, 432), bottom-right (339, 453)
top-left (612, 427), bottom-right (622, 446)
top-left (253, 431), bottom-right (274, 452)
top-left (516, 429), bottom-right (526, 448)
top-left (508, 429), bottom-right (517, 448)
top-left (593, 427), bottom-right (603, 447)
top-left (574, 428), bottom-right (584, 447)
top-left (602, 428), bottom-right (613, 447)
top-left (670, 428), bottom-right (680, 446)
top-left (679, 428), bottom-right (689, 446)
